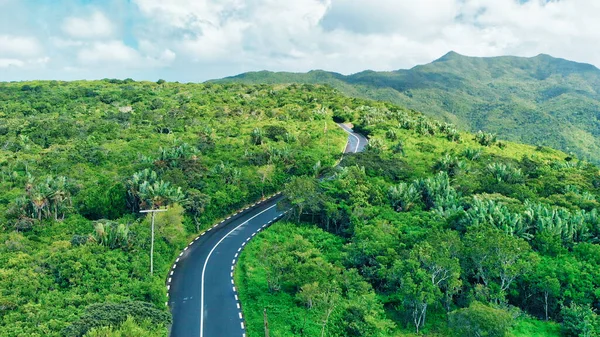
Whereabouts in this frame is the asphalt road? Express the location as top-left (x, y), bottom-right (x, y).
top-left (168, 124), bottom-right (367, 337)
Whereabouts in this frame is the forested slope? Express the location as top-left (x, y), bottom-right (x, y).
top-left (215, 52), bottom-right (600, 164)
top-left (237, 105), bottom-right (600, 336)
top-left (0, 80), bottom-right (355, 336)
top-left (2, 79), bottom-right (599, 337)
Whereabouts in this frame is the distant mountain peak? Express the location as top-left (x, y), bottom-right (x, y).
top-left (434, 51), bottom-right (465, 62)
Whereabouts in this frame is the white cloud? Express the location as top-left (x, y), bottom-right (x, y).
top-left (50, 37), bottom-right (85, 48)
top-left (77, 40), bottom-right (140, 65)
top-left (77, 40), bottom-right (175, 68)
top-left (0, 58), bottom-right (24, 68)
top-left (62, 11), bottom-right (114, 39)
top-left (4, 0), bottom-right (600, 80)
top-left (0, 34), bottom-right (42, 57)
top-left (0, 56), bottom-right (48, 68)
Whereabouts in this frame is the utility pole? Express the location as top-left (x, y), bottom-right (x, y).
top-left (324, 121), bottom-right (329, 158)
top-left (140, 208), bottom-right (168, 275)
top-left (263, 308), bottom-right (270, 337)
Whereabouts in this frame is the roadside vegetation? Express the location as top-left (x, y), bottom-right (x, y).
top-left (237, 104), bottom-right (600, 336)
top-left (0, 80), bottom-right (353, 336)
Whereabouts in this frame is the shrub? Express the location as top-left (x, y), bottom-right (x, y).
top-left (63, 301), bottom-right (171, 337)
top-left (449, 301), bottom-right (513, 337)
top-left (475, 131), bottom-right (497, 146)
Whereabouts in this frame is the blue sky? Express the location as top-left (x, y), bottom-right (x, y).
top-left (1, 0), bottom-right (599, 82)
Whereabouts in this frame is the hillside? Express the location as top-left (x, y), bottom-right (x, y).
top-left (0, 81), bottom-right (349, 336)
top-left (1, 80), bottom-right (600, 337)
top-left (235, 102), bottom-right (600, 337)
top-left (214, 52), bottom-right (600, 163)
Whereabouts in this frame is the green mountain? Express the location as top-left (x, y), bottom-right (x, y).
top-left (214, 52), bottom-right (600, 163)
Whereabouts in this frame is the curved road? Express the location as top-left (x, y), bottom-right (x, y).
top-left (168, 124), bottom-right (367, 337)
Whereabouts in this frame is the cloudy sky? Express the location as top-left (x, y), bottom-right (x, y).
top-left (1, 0), bottom-right (599, 82)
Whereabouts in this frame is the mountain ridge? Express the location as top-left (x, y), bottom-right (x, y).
top-left (212, 52), bottom-right (600, 163)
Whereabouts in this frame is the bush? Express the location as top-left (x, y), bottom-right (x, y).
top-left (449, 301), bottom-right (513, 337)
top-left (264, 125), bottom-right (288, 141)
top-left (63, 301), bottom-right (171, 337)
top-left (561, 303), bottom-right (600, 337)
top-left (475, 131), bottom-right (497, 146)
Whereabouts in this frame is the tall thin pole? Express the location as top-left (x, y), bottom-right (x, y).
top-left (150, 211), bottom-right (155, 275)
top-left (264, 308), bottom-right (270, 337)
top-left (140, 208), bottom-right (168, 276)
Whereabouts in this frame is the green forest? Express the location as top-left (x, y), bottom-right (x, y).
top-left (215, 52), bottom-right (600, 165)
top-left (1, 79), bottom-right (600, 337)
top-left (0, 80), bottom-right (351, 336)
top-left (236, 104), bottom-right (600, 336)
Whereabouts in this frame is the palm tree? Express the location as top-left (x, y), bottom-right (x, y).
top-left (30, 192), bottom-right (47, 221)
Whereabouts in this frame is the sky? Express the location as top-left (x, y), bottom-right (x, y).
top-left (1, 0), bottom-right (599, 82)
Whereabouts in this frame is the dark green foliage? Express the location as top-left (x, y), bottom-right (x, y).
top-left (264, 125), bottom-right (288, 141)
top-left (340, 152), bottom-right (410, 182)
top-left (560, 303), bottom-right (600, 337)
top-left (77, 178), bottom-right (127, 220)
top-left (63, 301), bottom-right (171, 337)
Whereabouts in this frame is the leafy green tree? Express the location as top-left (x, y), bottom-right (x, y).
top-left (525, 258), bottom-right (561, 321)
top-left (463, 226), bottom-right (532, 303)
top-left (561, 303), bottom-right (599, 337)
top-left (183, 189), bottom-right (210, 232)
top-left (283, 176), bottom-right (321, 221)
top-left (392, 258), bottom-right (439, 334)
top-left (152, 203), bottom-right (185, 244)
top-left (413, 230), bottom-right (462, 312)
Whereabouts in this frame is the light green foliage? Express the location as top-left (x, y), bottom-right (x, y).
top-left (476, 131), bottom-right (498, 147)
top-left (8, 175), bottom-right (72, 223)
top-left (152, 203), bottom-right (185, 244)
top-left (283, 176), bottom-right (321, 221)
top-left (462, 148), bottom-right (482, 161)
top-left (90, 220), bottom-right (131, 250)
top-left (463, 226), bottom-right (532, 303)
top-left (449, 301), bottom-right (513, 337)
top-left (389, 182), bottom-right (419, 212)
top-left (3, 77), bottom-right (600, 337)
top-left (510, 318), bottom-right (561, 337)
top-left (64, 301), bottom-right (170, 337)
top-left (434, 154), bottom-right (466, 177)
top-left (487, 163), bottom-right (523, 183)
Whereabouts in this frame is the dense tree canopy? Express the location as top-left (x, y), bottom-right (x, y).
top-left (237, 102), bottom-right (600, 336)
top-left (0, 80), bottom-right (355, 336)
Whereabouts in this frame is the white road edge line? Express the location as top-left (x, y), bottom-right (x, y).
top-left (199, 204), bottom-right (278, 337)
